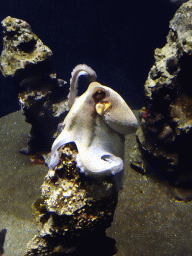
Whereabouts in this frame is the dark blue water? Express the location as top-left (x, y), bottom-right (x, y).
top-left (0, 0), bottom-right (181, 118)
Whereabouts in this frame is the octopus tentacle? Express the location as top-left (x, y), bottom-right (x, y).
top-left (68, 64), bottom-right (97, 109)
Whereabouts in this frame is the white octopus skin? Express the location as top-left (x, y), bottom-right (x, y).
top-left (49, 81), bottom-right (138, 177)
top-left (68, 64), bottom-right (97, 109)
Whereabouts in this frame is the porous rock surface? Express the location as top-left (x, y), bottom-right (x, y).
top-left (25, 144), bottom-right (118, 255)
top-left (0, 16), bottom-right (69, 156)
top-left (0, 16), bottom-right (52, 77)
top-left (131, 0), bottom-right (192, 186)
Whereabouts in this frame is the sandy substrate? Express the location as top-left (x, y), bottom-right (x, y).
top-left (0, 110), bottom-right (192, 256)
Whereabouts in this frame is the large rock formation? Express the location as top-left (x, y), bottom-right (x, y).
top-left (131, 0), bottom-right (192, 187)
top-left (0, 16), bottom-right (69, 157)
top-left (25, 144), bottom-right (118, 255)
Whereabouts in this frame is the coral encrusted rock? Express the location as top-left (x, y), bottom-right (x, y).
top-left (131, 0), bottom-right (192, 187)
top-left (0, 16), bottom-right (69, 156)
top-left (0, 16), bottom-right (52, 77)
top-left (25, 144), bottom-right (118, 255)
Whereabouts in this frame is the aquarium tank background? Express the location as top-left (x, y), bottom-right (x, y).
top-left (0, 0), bottom-right (181, 118)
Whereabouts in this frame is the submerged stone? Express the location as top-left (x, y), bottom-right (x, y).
top-left (132, 0), bottom-right (192, 188)
top-left (0, 16), bottom-right (52, 77)
top-left (25, 144), bottom-right (118, 255)
top-left (0, 16), bottom-right (69, 156)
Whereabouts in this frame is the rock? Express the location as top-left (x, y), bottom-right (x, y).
top-left (0, 16), bottom-right (52, 77)
top-left (0, 16), bottom-right (69, 156)
top-left (25, 144), bottom-right (118, 255)
top-left (131, 0), bottom-right (192, 187)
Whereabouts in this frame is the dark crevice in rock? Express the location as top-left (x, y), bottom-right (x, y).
top-left (17, 38), bottom-right (36, 53)
top-left (178, 54), bottom-right (192, 97)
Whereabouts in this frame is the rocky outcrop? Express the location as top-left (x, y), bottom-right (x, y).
top-left (25, 144), bottom-right (118, 255)
top-left (131, 0), bottom-right (192, 187)
top-left (0, 16), bottom-right (69, 156)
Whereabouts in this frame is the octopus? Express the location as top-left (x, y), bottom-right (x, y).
top-left (49, 64), bottom-right (138, 177)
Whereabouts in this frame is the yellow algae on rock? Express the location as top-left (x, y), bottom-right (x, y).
top-left (26, 144), bottom-right (118, 255)
top-left (0, 16), bottom-right (52, 77)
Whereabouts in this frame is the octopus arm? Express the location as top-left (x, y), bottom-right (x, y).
top-left (75, 117), bottom-right (125, 177)
top-left (49, 134), bottom-right (75, 169)
top-left (68, 64), bottom-right (97, 109)
top-left (76, 149), bottom-right (124, 177)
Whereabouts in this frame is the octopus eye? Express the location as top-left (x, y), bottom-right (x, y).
top-left (92, 90), bottom-right (106, 102)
